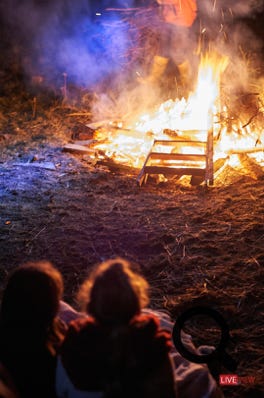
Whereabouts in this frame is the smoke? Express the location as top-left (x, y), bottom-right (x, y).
top-left (91, 0), bottom-right (264, 122)
top-left (38, 11), bottom-right (132, 87)
top-left (224, 0), bottom-right (264, 16)
top-left (197, 0), bottom-right (264, 45)
top-left (1, 0), bottom-right (263, 120)
top-left (197, 0), bottom-right (264, 90)
top-left (198, 0), bottom-right (264, 18)
top-left (1, 0), bottom-right (137, 88)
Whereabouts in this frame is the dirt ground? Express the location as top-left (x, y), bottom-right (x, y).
top-left (0, 70), bottom-right (264, 398)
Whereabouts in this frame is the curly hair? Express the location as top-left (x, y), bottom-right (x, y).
top-left (77, 258), bottom-right (149, 325)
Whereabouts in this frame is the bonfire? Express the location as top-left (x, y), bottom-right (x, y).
top-left (68, 51), bottom-right (263, 187)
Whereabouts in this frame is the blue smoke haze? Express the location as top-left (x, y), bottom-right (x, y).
top-left (1, 0), bottom-right (137, 87)
top-left (36, 1), bottom-right (137, 87)
top-left (1, 0), bottom-right (263, 89)
top-left (39, 12), bottom-right (133, 86)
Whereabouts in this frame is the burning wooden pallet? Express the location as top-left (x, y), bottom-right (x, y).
top-left (137, 129), bottom-right (214, 186)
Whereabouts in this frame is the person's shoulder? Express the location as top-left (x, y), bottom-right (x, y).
top-left (130, 312), bottom-right (172, 354)
top-left (68, 316), bottom-right (96, 332)
top-left (62, 316), bottom-right (102, 351)
top-left (132, 312), bottom-right (160, 327)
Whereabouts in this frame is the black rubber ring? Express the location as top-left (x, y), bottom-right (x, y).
top-left (172, 306), bottom-right (230, 364)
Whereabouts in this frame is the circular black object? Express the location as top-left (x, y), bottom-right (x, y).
top-left (172, 306), bottom-right (237, 370)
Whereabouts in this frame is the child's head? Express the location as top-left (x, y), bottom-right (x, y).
top-left (78, 258), bottom-right (149, 325)
top-left (1, 260), bottom-right (63, 329)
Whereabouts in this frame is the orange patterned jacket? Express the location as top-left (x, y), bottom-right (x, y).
top-left (156, 0), bottom-right (197, 27)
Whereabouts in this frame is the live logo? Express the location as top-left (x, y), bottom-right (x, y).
top-left (219, 374), bottom-right (256, 386)
top-left (219, 374), bottom-right (239, 385)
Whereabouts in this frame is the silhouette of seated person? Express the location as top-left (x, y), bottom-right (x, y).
top-left (57, 258), bottom-right (177, 398)
top-left (57, 257), bottom-right (224, 398)
top-left (0, 261), bottom-right (66, 398)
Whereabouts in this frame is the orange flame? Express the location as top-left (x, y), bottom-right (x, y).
top-left (93, 53), bottom-right (263, 169)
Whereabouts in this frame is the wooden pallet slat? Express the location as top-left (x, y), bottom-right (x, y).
top-left (143, 166), bottom-right (206, 176)
top-left (137, 130), bottom-right (214, 186)
top-left (147, 152), bottom-right (207, 161)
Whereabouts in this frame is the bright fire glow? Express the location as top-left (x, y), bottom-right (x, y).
top-left (93, 53), bottom-right (264, 170)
